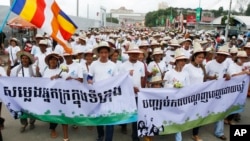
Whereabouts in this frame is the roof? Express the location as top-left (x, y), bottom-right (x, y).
top-left (211, 15), bottom-right (250, 29)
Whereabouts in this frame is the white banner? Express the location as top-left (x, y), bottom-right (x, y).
top-left (138, 75), bottom-right (249, 136)
top-left (0, 73), bottom-right (137, 125)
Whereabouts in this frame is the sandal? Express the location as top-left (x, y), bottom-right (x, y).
top-left (50, 130), bottom-right (58, 138)
top-left (63, 138), bottom-right (69, 141)
top-left (217, 135), bottom-right (227, 140)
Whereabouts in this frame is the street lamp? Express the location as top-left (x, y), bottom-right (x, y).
top-left (224, 0), bottom-right (232, 42)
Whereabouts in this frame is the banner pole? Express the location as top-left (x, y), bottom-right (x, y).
top-left (0, 0), bottom-right (17, 32)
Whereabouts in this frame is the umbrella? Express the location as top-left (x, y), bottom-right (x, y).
top-left (7, 16), bottom-right (36, 29)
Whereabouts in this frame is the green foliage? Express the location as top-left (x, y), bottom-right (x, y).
top-left (106, 17), bottom-right (119, 24)
top-left (221, 15), bottom-right (235, 25)
top-left (245, 4), bottom-right (250, 16)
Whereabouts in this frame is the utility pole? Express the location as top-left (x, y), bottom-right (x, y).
top-left (87, 4), bottom-right (89, 19)
top-left (76, 0), bottom-right (79, 17)
top-left (225, 0), bottom-right (232, 42)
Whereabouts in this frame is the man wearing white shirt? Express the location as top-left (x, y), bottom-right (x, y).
top-left (87, 41), bottom-right (118, 141)
top-left (119, 44), bottom-right (145, 141)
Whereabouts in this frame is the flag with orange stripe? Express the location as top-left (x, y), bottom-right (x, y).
top-left (11, 0), bottom-right (77, 53)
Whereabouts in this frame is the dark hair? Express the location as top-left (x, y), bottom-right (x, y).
top-left (190, 52), bottom-right (206, 62)
top-left (20, 55), bottom-right (32, 65)
top-left (97, 47), bottom-right (110, 53)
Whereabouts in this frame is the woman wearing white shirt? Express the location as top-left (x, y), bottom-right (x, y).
top-left (226, 51), bottom-right (250, 124)
top-left (5, 38), bottom-right (21, 74)
top-left (10, 51), bottom-right (36, 133)
top-left (42, 53), bottom-right (67, 139)
top-left (0, 66), bottom-right (6, 130)
top-left (164, 48), bottom-right (190, 141)
top-left (183, 42), bottom-right (207, 141)
top-left (147, 47), bottom-right (167, 79)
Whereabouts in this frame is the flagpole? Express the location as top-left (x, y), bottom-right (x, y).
top-left (0, 0), bottom-right (17, 32)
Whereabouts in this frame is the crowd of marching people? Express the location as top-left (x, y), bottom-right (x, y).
top-left (0, 28), bottom-right (250, 141)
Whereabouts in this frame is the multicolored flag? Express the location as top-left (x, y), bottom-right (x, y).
top-left (11, 0), bottom-right (78, 53)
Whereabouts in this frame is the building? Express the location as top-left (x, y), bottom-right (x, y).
top-left (109, 7), bottom-right (145, 27)
top-left (158, 2), bottom-right (168, 10)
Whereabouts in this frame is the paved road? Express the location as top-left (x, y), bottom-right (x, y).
top-left (0, 54), bottom-right (250, 141)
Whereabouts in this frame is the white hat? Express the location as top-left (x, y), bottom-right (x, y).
top-left (152, 47), bottom-right (164, 56)
top-left (124, 43), bottom-right (143, 54)
top-left (92, 41), bottom-right (114, 55)
top-left (230, 45), bottom-right (238, 54)
top-left (205, 46), bottom-right (215, 53)
top-left (84, 49), bottom-right (94, 54)
top-left (35, 34), bottom-right (43, 39)
top-left (192, 42), bottom-right (206, 55)
top-left (150, 40), bottom-right (159, 46)
top-left (216, 45), bottom-right (230, 56)
top-left (139, 40), bottom-right (150, 47)
top-left (163, 36), bottom-right (172, 41)
top-left (107, 39), bottom-right (116, 48)
top-left (9, 37), bottom-right (19, 43)
top-left (178, 38), bottom-right (186, 45)
top-left (149, 76), bottom-right (165, 84)
top-left (16, 51), bottom-right (35, 64)
top-left (174, 48), bottom-right (188, 61)
top-left (169, 39), bottom-right (180, 47)
top-left (236, 51), bottom-right (248, 58)
top-left (78, 35), bottom-right (86, 41)
top-left (38, 40), bottom-right (48, 46)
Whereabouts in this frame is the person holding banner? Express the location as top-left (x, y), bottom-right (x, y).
top-left (163, 48), bottom-right (190, 141)
top-left (87, 41), bottom-right (117, 141)
top-left (226, 50), bottom-right (250, 124)
top-left (205, 45), bottom-right (231, 140)
top-left (242, 42), bottom-right (250, 97)
top-left (183, 42), bottom-right (207, 141)
top-left (42, 53), bottom-right (66, 139)
top-left (120, 44), bottom-right (145, 141)
top-left (9, 50), bottom-right (36, 133)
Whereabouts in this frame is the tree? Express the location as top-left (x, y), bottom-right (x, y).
top-left (245, 3), bottom-right (250, 16)
top-left (106, 17), bottom-right (119, 24)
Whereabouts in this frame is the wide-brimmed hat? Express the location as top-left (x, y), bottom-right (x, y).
top-left (124, 43), bottom-right (143, 54)
top-left (151, 47), bottom-right (164, 56)
top-left (163, 36), bottom-right (172, 41)
top-left (45, 53), bottom-right (64, 66)
top-left (169, 39), bottom-right (181, 47)
top-left (16, 51), bottom-right (35, 64)
top-left (236, 51), bottom-right (248, 58)
top-left (149, 76), bottom-right (165, 84)
top-left (216, 45), bottom-right (230, 56)
top-left (230, 45), bottom-right (238, 54)
top-left (192, 42), bottom-right (206, 55)
top-left (150, 40), bottom-right (160, 46)
top-left (35, 34), bottom-right (43, 39)
top-left (107, 39), bottom-right (116, 48)
top-left (139, 49), bottom-right (148, 59)
top-left (9, 37), bottom-right (19, 44)
top-left (139, 40), bottom-right (150, 48)
top-left (178, 38), bottom-right (186, 45)
top-left (78, 35), bottom-right (86, 42)
top-left (174, 48), bottom-right (189, 62)
top-left (84, 49), bottom-right (94, 55)
top-left (92, 41), bottom-right (114, 55)
top-left (38, 40), bottom-right (48, 46)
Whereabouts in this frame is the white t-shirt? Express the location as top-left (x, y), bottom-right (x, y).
top-left (61, 62), bottom-right (83, 79)
top-left (205, 59), bottom-right (229, 79)
top-left (34, 52), bottom-right (51, 75)
top-left (120, 60), bottom-right (145, 89)
top-left (0, 67), bottom-right (6, 76)
top-left (5, 46), bottom-right (21, 66)
top-left (10, 65), bottom-right (35, 77)
top-left (30, 45), bottom-right (41, 56)
top-left (163, 69), bottom-right (190, 88)
top-left (183, 63), bottom-right (204, 85)
top-left (228, 63), bottom-right (243, 76)
top-left (147, 60), bottom-right (167, 77)
top-left (89, 59), bottom-right (118, 82)
top-left (42, 68), bottom-right (67, 79)
top-left (163, 50), bottom-right (175, 64)
top-left (53, 44), bottom-right (65, 56)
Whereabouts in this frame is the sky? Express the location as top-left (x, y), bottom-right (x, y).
top-left (0, 0), bottom-right (248, 18)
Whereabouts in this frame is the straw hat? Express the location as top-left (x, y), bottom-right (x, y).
top-left (9, 37), bottom-right (19, 44)
top-left (45, 53), bottom-right (64, 66)
top-left (216, 45), bottom-right (230, 56)
top-left (38, 40), bottom-right (48, 46)
top-left (35, 34), bottom-right (43, 39)
top-left (169, 39), bottom-right (180, 47)
top-left (174, 48), bottom-right (188, 62)
top-left (92, 41), bottom-right (114, 55)
top-left (236, 51), bottom-right (248, 58)
top-left (124, 43), bottom-right (143, 54)
top-left (149, 76), bottom-right (165, 84)
top-left (150, 40), bottom-right (159, 46)
top-left (139, 49), bottom-right (148, 59)
top-left (151, 47), bottom-right (164, 56)
top-left (230, 45), bottom-right (238, 54)
top-left (78, 35), bottom-right (86, 42)
top-left (205, 46), bottom-right (215, 53)
top-left (178, 38), bottom-right (186, 45)
top-left (163, 36), bottom-right (172, 41)
top-left (107, 38), bottom-right (116, 48)
top-left (192, 42), bottom-right (206, 55)
top-left (84, 49), bottom-right (94, 55)
top-left (139, 40), bottom-right (150, 48)
top-left (16, 51), bottom-right (35, 64)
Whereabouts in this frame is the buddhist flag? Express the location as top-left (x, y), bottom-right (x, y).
top-left (11, 0), bottom-right (78, 53)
